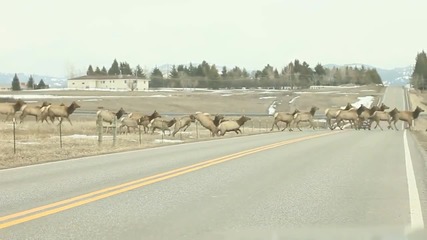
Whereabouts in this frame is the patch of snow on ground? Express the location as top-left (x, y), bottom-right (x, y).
top-left (289, 96), bottom-right (300, 104)
top-left (221, 94), bottom-right (233, 97)
top-left (61, 134), bottom-right (111, 139)
top-left (336, 93), bottom-right (359, 95)
top-left (81, 99), bottom-right (101, 102)
top-left (295, 91), bottom-right (339, 94)
top-left (143, 95), bottom-right (169, 98)
top-left (259, 96), bottom-right (276, 100)
top-left (154, 139), bottom-right (183, 144)
top-left (268, 101), bottom-right (277, 115)
top-left (352, 96), bottom-right (374, 108)
top-left (17, 141), bottom-right (40, 145)
top-left (0, 94), bottom-right (173, 99)
top-left (361, 89), bottom-right (375, 92)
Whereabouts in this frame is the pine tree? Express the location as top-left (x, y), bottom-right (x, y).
top-left (101, 66), bottom-right (108, 75)
top-left (108, 59), bottom-right (120, 75)
top-left (151, 67), bottom-right (163, 79)
top-left (27, 75), bottom-right (35, 89)
top-left (412, 51), bottom-right (427, 90)
top-left (208, 64), bottom-right (219, 80)
top-left (242, 68), bottom-right (249, 78)
top-left (12, 73), bottom-right (21, 91)
top-left (221, 66), bottom-right (227, 79)
top-left (95, 66), bottom-right (102, 75)
top-left (87, 65), bottom-right (94, 75)
top-left (135, 65), bottom-right (146, 78)
top-left (169, 65), bottom-right (179, 79)
top-left (37, 79), bottom-right (47, 89)
top-left (120, 62), bottom-right (133, 75)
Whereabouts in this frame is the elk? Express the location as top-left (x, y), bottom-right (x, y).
top-left (45, 101), bottom-right (81, 125)
top-left (150, 118), bottom-right (177, 135)
top-left (172, 114), bottom-right (196, 137)
top-left (19, 101), bottom-right (51, 123)
top-left (0, 99), bottom-right (26, 122)
top-left (324, 103), bottom-right (353, 130)
top-left (270, 109), bottom-right (300, 131)
top-left (293, 106), bottom-right (319, 131)
top-left (390, 106), bottom-right (424, 130)
top-left (217, 115), bottom-right (251, 136)
top-left (194, 112), bottom-right (220, 137)
top-left (134, 110), bottom-right (161, 133)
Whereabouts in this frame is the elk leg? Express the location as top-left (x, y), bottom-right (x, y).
top-left (309, 119), bottom-right (315, 130)
top-left (271, 121), bottom-right (278, 131)
top-left (296, 121), bottom-right (302, 131)
top-left (281, 122), bottom-right (288, 131)
top-left (377, 121), bottom-right (384, 131)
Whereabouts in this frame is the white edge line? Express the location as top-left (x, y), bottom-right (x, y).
top-left (403, 88), bottom-right (425, 232)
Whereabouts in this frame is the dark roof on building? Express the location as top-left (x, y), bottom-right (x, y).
top-left (69, 75), bottom-right (147, 80)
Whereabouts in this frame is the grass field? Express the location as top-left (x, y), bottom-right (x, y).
top-left (0, 85), bottom-right (384, 169)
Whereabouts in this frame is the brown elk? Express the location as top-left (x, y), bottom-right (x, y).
top-left (390, 106), bottom-right (424, 130)
top-left (19, 101), bottom-right (51, 123)
top-left (134, 110), bottom-right (161, 133)
top-left (368, 108), bottom-right (398, 130)
top-left (172, 114), bottom-right (196, 137)
top-left (0, 99), bottom-right (26, 122)
top-left (194, 112), bottom-right (221, 137)
top-left (270, 109), bottom-right (300, 131)
top-left (324, 103), bottom-right (353, 130)
top-left (293, 106), bottom-right (319, 131)
top-left (217, 115), bottom-right (251, 136)
top-left (45, 101), bottom-right (81, 125)
top-left (150, 118), bottom-right (177, 135)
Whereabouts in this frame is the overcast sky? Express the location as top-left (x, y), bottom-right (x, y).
top-left (1, 0), bottom-right (426, 77)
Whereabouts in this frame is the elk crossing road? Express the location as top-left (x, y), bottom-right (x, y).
top-left (1, 86), bottom-right (427, 239)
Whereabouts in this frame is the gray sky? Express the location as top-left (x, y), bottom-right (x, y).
top-left (1, 0), bottom-right (426, 77)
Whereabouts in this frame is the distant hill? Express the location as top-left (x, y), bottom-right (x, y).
top-left (324, 63), bottom-right (413, 86)
top-left (0, 73), bottom-right (67, 88)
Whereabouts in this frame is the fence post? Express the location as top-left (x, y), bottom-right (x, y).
top-left (112, 116), bottom-right (117, 147)
top-left (138, 125), bottom-right (142, 145)
top-left (97, 114), bottom-right (103, 146)
top-left (13, 117), bottom-right (16, 154)
top-left (196, 121), bottom-right (199, 139)
top-left (59, 121), bottom-right (63, 148)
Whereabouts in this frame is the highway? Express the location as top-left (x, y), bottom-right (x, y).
top-left (1, 86), bottom-right (427, 239)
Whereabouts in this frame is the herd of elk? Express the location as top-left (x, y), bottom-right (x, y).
top-left (1, 99), bottom-right (425, 136)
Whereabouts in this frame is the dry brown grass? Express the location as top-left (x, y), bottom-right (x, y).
top-left (408, 89), bottom-right (427, 152)
top-left (0, 85), bottom-right (384, 169)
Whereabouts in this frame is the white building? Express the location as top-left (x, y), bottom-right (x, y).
top-left (68, 75), bottom-right (149, 91)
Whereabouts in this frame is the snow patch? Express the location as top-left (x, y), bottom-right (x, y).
top-left (154, 139), bottom-right (184, 144)
top-left (289, 96), bottom-right (300, 104)
top-left (352, 96), bottom-right (374, 108)
top-left (268, 101), bottom-right (277, 115)
top-left (259, 96), bottom-right (276, 100)
top-left (295, 91), bottom-right (338, 94)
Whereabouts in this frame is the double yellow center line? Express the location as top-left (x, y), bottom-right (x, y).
top-left (0, 131), bottom-right (339, 229)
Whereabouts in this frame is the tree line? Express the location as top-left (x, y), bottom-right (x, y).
top-left (86, 59), bottom-right (383, 89)
top-left (411, 50), bottom-right (427, 90)
top-left (150, 60), bottom-right (382, 89)
top-left (86, 59), bottom-right (146, 78)
top-left (11, 74), bottom-right (48, 91)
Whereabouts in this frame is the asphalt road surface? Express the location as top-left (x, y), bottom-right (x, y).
top-left (1, 86), bottom-right (427, 239)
